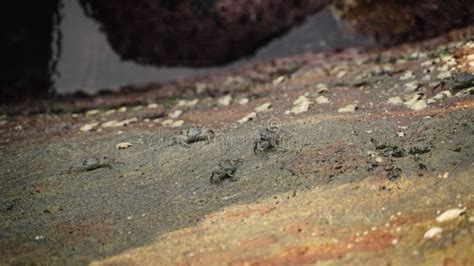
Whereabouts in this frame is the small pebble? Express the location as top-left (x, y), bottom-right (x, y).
top-left (336, 71), bottom-right (347, 78)
top-left (272, 76), bottom-right (286, 85)
top-left (436, 208), bottom-right (466, 223)
top-left (400, 71), bottom-right (414, 80)
top-left (338, 104), bottom-right (358, 113)
top-left (291, 96), bottom-right (311, 114)
top-left (116, 142), bottom-right (132, 150)
top-left (437, 71), bottom-right (452, 79)
top-left (169, 110), bottom-right (183, 118)
top-left (80, 123), bottom-right (99, 132)
top-left (254, 102), bottom-right (272, 112)
top-left (424, 227), bottom-right (443, 239)
top-left (316, 96), bottom-right (329, 104)
top-left (238, 112), bottom-right (257, 123)
top-left (218, 94), bottom-right (233, 106)
top-left (388, 96), bottom-right (403, 105)
top-left (239, 98), bottom-right (249, 105)
top-left (85, 109), bottom-right (101, 116)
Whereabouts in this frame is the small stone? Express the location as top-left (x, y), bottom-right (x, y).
top-left (171, 120), bottom-right (184, 127)
top-left (396, 59), bottom-right (407, 64)
top-left (272, 76), bottom-right (286, 85)
top-left (391, 239), bottom-right (399, 245)
top-left (436, 208), bottom-right (466, 223)
top-left (195, 83), bottom-right (207, 94)
top-left (424, 227), bottom-right (443, 239)
top-left (148, 103), bottom-right (159, 109)
top-left (116, 142), bottom-right (132, 150)
top-left (400, 71), bottom-right (414, 80)
top-left (404, 93), bottom-right (427, 111)
top-left (35, 236), bottom-right (44, 240)
top-left (132, 106), bottom-right (143, 111)
top-left (388, 96), bottom-right (403, 105)
top-left (437, 71), bottom-right (452, 79)
top-left (442, 172), bottom-right (449, 179)
top-left (421, 60), bottom-right (433, 67)
top-left (316, 83), bottom-right (328, 93)
top-left (239, 98), bottom-right (249, 105)
top-left (162, 119), bottom-right (184, 127)
top-left (316, 96), bottom-right (329, 104)
top-left (169, 110), bottom-right (183, 118)
top-left (338, 104), bottom-right (358, 113)
top-left (85, 109), bottom-right (101, 116)
top-left (440, 54), bottom-right (454, 62)
top-left (397, 132), bottom-right (405, 137)
top-left (409, 100), bottom-right (428, 111)
top-left (433, 90), bottom-right (452, 101)
top-left (104, 109), bottom-right (116, 116)
top-left (336, 71), bottom-right (347, 78)
top-left (291, 96), bottom-right (311, 114)
top-left (218, 94), bottom-right (233, 106)
top-left (118, 106), bottom-right (127, 112)
top-left (101, 118), bottom-right (138, 128)
top-left (467, 54), bottom-right (474, 61)
top-left (422, 75), bottom-right (431, 81)
top-left (177, 99), bottom-right (199, 107)
top-left (404, 81), bottom-right (420, 91)
top-left (238, 112), bottom-right (257, 123)
top-left (255, 102), bottom-right (272, 112)
top-left (80, 123), bottom-right (99, 132)
top-left (161, 119), bottom-right (174, 126)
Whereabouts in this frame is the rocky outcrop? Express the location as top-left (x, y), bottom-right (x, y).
top-left (332, 0), bottom-right (474, 44)
top-left (79, 0), bottom-right (330, 67)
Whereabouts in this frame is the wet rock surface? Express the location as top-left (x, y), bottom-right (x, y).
top-left (1, 27), bottom-right (474, 265)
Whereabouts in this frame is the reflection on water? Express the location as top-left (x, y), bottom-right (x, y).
top-left (1, 0), bottom-right (375, 101)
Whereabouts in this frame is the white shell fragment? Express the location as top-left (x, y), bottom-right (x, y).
top-left (80, 123), bottom-right (99, 132)
top-left (400, 71), bottom-right (414, 80)
top-left (338, 104), bottom-right (358, 113)
top-left (388, 96), bottom-right (403, 105)
top-left (101, 118), bottom-right (138, 128)
top-left (116, 142), bottom-right (132, 150)
top-left (424, 227), bottom-right (443, 239)
top-left (218, 94), bottom-right (233, 106)
top-left (316, 96), bottom-right (329, 104)
top-left (291, 96), bottom-right (311, 114)
top-left (254, 102), bottom-right (272, 112)
top-left (436, 208), bottom-right (466, 223)
top-left (238, 112), bottom-right (257, 123)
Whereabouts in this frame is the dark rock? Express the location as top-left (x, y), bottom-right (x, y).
top-left (79, 0), bottom-right (329, 67)
top-left (409, 146), bottom-right (430, 155)
top-left (332, 0), bottom-right (474, 44)
top-left (386, 166), bottom-right (402, 181)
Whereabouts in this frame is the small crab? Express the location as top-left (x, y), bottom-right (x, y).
top-left (62, 157), bottom-right (112, 174)
top-left (173, 127), bottom-right (215, 148)
top-left (435, 72), bottom-right (474, 94)
top-left (254, 126), bottom-right (290, 156)
top-left (210, 159), bottom-right (243, 185)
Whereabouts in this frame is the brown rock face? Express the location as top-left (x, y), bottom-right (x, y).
top-left (332, 0), bottom-right (474, 44)
top-left (79, 0), bottom-right (329, 67)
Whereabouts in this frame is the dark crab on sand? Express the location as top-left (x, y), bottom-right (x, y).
top-left (174, 127), bottom-right (215, 147)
